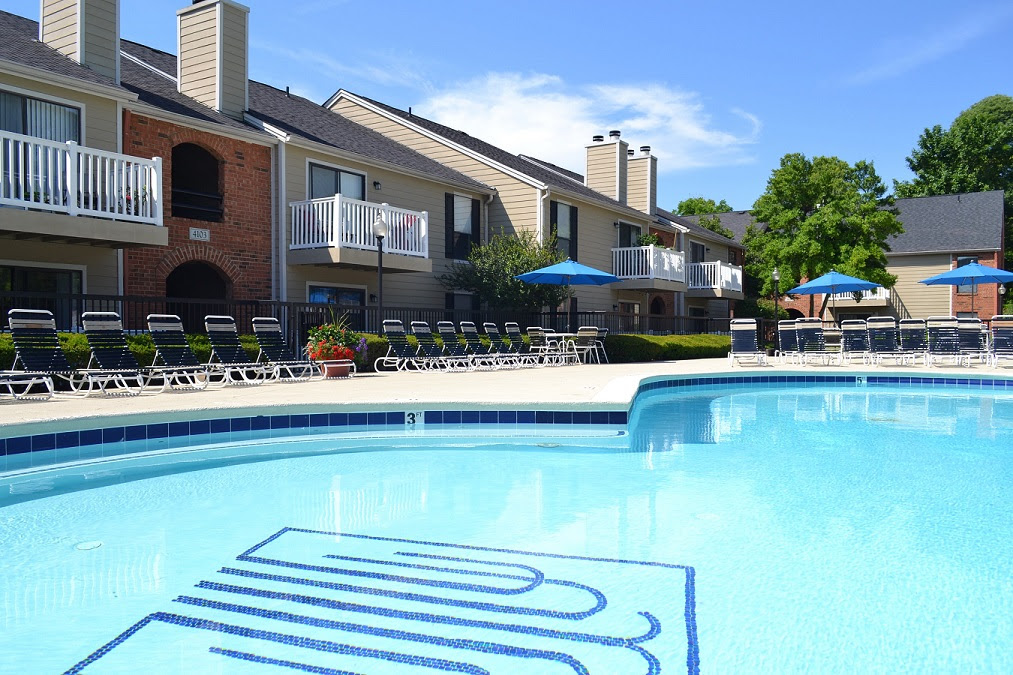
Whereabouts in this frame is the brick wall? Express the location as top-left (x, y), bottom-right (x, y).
top-left (951, 251), bottom-right (1003, 317)
top-left (122, 110), bottom-right (273, 300)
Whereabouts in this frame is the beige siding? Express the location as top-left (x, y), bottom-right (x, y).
top-left (0, 72), bottom-right (119, 152)
top-left (331, 98), bottom-right (539, 237)
top-left (585, 143), bottom-right (618, 200)
top-left (179, 6), bottom-right (218, 108)
top-left (81, 0), bottom-right (118, 81)
top-left (627, 157), bottom-right (648, 215)
top-left (685, 236), bottom-right (731, 263)
top-left (887, 254), bottom-right (952, 319)
top-left (219, 2), bottom-right (248, 118)
top-left (41, 1), bottom-right (79, 61)
top-left (617, 148), bottom-right (627, 205)
top-left (283, 145), bottom-right (485, 307)
top-left (1, 241), bottom-right (119, 294)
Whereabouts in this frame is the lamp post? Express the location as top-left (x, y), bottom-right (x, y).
top-left (1000, 284), bottom-right (1007, 314)
top-left (372, 213), bottom-right (388, 331)
top-left (772, 267), bottom-right (780, 350)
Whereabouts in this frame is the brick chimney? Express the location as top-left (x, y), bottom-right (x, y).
top-left (39, 0), bottom-right (120, 83)
top-left (585, 130), bottom-right (628, 204)
top-left (177, 0), bottom-right (249, 120)
top-left (627, 145), bottom-right (657, 215)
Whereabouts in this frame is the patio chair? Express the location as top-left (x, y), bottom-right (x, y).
top-left (460, 321), bottom-right (511, 368)
top-left (503, 322), bottom-right (540, 367)
top-left (482, 322), bottom-right (526, 368)
top-left (8, 308), bottom-right (143, 396)
top-left (148, 314), bottom-right (220, 387)
top-left (568, 326), bottom-right (602, 364)
top-left (204, 315), bottom-right (275, 385)
top-left (412, 321), bottom-right (470, 371)
top-left (593, 327), bottom-right (609, 364)
top-left (989, 315), bottom-right (1013, 368)
top-left (795, 317), bottom-right (840, 366)
top-left (82, 311), bottom-right (208, 392)
top-left (865, 316), bottom-right (906, 365)
top-left (956, 317), bottom-right (989, 364)
top-left (527, 326), bottom-right (574, 366)
top-left (251, 316), bottom-right (323, 381)
top-left (839, 320), bottom-right (871, 365)
top-left (435, 321), bottom-right (478, 370)
top-left (728, 318), bottom-right (767, 366)
top-left (925, 316), bottom-right (967, 367)
top-left (898, 319), bottom-right (929, 363)
top-left (375, 319), bottom-right (425, 371)
top-left (775, 320), bottom-right (801, 364)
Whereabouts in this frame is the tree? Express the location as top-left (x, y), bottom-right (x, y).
top-left (894, 94), bottom-right (1013, 275)
top-left (439, 231), bottom-right (570, 309)
top-left (675, 197), bottom-right (733, 215)
top-left (696, 214), bottom-right (735, 239)
top-left (744, 154), bottom-right (903, 308)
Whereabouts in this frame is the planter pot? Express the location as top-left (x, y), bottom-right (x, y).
top-left (766, 348), bottom-right (777, 357)
top-left (319, 360), bottom-right (354, 379)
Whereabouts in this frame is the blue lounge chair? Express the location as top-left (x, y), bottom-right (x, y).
top-left (252, 316), bottom-right (323, 381)
top-left (926, 316), bottom-right (967, 367)
top-left (204, 315), bottom-right (274, 385)
top-left (775, 319), bottom-right (800, 364)
top-left (839, 320), bottom-right (870, 365)
top-left (866, 316), bottom-right (907, 365)
top-left (728, 318), bottom-right (767, 366)
top-left (989, 315), bottom-right (1013, 368)
top-left (795, 317), bottom-right (840, 366)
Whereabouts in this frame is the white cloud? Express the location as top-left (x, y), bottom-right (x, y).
top-left (414, 73), bottom-right (759, 174)
top-left (846, 4), bottom-right (1013, 85)
top-left (252, 40), bottom-right (432, 92)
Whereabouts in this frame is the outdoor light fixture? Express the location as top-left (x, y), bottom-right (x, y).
top-left (373, 214), bottom-right (388, 327)
top-left (373, 180), bottom-right (381, 191)
top-left (772, 267), bottom-right (781, 350)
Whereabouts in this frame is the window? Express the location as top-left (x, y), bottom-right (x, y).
top-left (0, 263), bottom-right (82, 329)
top-left (689, 241), bottom-right (707, 263)
top-left (956, 256), bottom-right (978, 294)
top-left (308, 284), bottom-right (366, 331)
top-left (618, 222), bottom-right (642, 248)
top-left (0, 90), bottom-right (80, 142)
top-left (171, 143), bottom-right (223, 221)
top-left (445, 193), bottom-right (481, 260)
top-left (550, 201), bottom-right (578, 260)
top-left (309, 163), bottom-right (365, 201)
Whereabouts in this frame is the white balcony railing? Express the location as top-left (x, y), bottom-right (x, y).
top-left (0, 130), bottom-right (162, 226)
top-left (829, 288), bottom-right (890, 302)
top-left (612, 245), bottom-right (685, 283)
top-left (290, 194), bottom-right (428, 258)
top-left (687, 261), bottom-right (743, 292)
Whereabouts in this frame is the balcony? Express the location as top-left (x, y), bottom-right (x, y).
top-left (827, 287), bottom-right (890, 307)
top-left (686, 261), bottom-right (744, 299)
top-left (0, 130), bottom-right (166, 247)
top-left (611, 245), bottom-right (687, 292)
top-left (289, 194), bottom-right (431, 273)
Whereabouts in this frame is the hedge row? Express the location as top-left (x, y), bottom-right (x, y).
top-left (0, 332), bottom-right (729, 372)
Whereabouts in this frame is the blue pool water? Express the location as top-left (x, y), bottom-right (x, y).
top-left (1, 384), bottom-right (1011, 673)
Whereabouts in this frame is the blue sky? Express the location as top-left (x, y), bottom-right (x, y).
top-left (8, 0), bottom-right (1012, 211)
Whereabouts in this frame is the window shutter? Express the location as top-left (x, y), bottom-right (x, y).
top-left (570, 206), bottom-right (578, 260)
top-left (549, 201), bottom-right (558, 241)
top-left (444, 193), bottom-right (454, 259)
top-left (471, 198), bottom-right (481, 246)
top-left (471, 294), bottom-right (481, 311)
top-left (445, 292), bottom-right (454, 310)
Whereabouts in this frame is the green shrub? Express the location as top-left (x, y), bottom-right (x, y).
top-left (604, 333), bottom-right (730, 363)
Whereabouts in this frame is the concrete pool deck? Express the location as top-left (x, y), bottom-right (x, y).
top-left (2, 357), bottom-right (1008, 436)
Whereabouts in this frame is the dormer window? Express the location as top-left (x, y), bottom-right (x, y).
top-left (0, 90), bottom-right (80, 142)
top-left (171, 143), bottom-right (223, 222)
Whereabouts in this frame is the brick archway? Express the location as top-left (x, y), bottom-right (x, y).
top-left (155, 244), bottom-right (241, 287)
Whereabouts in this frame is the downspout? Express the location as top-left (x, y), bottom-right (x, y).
top-left (269, 142), bottom-right (278, 300)
top-left (277, 140), bottom-right (288, 301)
top-left (484, 192), bottom-right (494, 242)
top-left (539, 187), bottom-right (551, 244)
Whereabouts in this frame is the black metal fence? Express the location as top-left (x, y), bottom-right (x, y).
top-left (0, 290), bottom-right (734, 346)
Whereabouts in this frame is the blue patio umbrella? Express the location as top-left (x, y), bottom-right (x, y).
top-left (515, 258), bottom-right (620, 330)
top-left (786, 270), bottom-right (882, 325)
top-left (919, 262), bottom-right (1013, 314)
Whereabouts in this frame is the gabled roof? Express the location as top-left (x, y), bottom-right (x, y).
top-left (889, 190), bottom-right (1005, 254)
top-left (0, 11), bottom-right (128, 92)
top-left (518, 155), bottom-right (585, 183)
top-left (679, 210), bottom-right (755, 244)
top-left (246, 82), bottom-right (491, 192)
top-left (334, 90), bottom-right (650, 217)
top-left (656, 207), bottom-right (745, 249)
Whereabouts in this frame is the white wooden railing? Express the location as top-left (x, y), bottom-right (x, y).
top-left (290, 194), bottom-right (428, 258)
top-left (829, 287), bottom-right (890, 302)
top-left (612, 245), bottom-right (685, 283)
top-left (0, 130), bottom-right (162, 226)
top-left (687, 261), bottom-right (743, 291)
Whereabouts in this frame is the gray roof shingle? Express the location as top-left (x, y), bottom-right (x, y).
top-left (657, 207), bottom-right (746, 248)
top-left (342, 91), bottom-right (647, 214)
top-left (678, 210), bottom-right (755, 244)
top-left (889, 190), bottom-right (1005, 254)
top-left (0, 11), bottom-right (125, 90)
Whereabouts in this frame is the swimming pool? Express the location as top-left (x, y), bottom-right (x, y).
top-left (1, 377), bottom-right (1011, 673)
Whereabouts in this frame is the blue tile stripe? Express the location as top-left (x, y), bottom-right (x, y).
top-left (3, 373), bottom-right (1011, 468)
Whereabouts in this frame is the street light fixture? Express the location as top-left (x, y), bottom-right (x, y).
top-left (372, 213), bottom-right (388, 330)
top-left (772, 267), bottom-right (780, 350)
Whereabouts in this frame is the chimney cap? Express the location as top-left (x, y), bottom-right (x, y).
top-left (608, 130), bottom-right (621, 140)
top-left (640, 145), bottom-right (651, 153)
top-left (592, 135), bottom-right (604, 143)
top-left (627, 149), bottom-right (635, 156)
